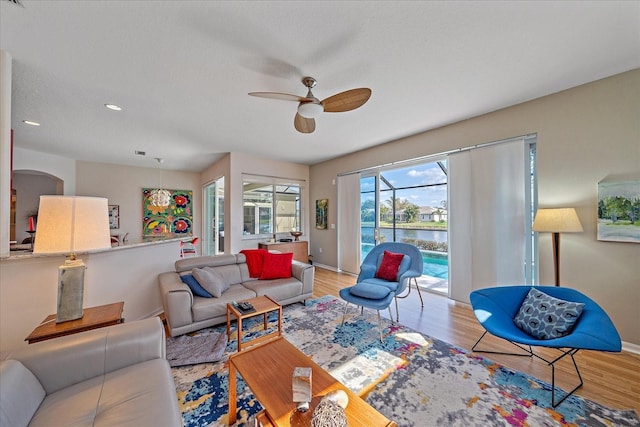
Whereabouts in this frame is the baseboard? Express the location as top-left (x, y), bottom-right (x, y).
top-left (622, 341), bottom-right (640, 355)
top-left (313, 263), bottom-right (339, 272)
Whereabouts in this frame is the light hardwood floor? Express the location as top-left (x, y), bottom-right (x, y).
top-left (312, 267), bottom-right (640, 415)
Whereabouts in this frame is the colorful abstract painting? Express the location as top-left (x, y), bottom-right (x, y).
top-left (142, 188), bottom-right (193, 236)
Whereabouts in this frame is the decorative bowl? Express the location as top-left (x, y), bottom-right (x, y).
top-left (290, 231), bottom-right (303, 241)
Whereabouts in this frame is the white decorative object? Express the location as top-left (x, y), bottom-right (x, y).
top-left (292, 366), bottom-right (312, 405)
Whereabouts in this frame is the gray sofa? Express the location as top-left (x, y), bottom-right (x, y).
top-left (158, 253), bottom-right (315, 337)
top-left (0, 317), bottom-right (182, 427)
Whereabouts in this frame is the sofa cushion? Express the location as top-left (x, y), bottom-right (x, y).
top-left (375, 250), bottom-right (405, 281)
top-left (260, 252), bottom-right (293, 280)
top-left (0, 360), bottom-right (46, 427)
top-left (179, 273), bottom-right (212, 298)
top-left (193, 267), bottom-right (230, 298)
top-left (513, 288), bottom-right (585, 339)
top-left (192, 284), bottom-right (256, 322)
top-left (240, 249), bottom-right (267, 278)
top-left (242, 277), bottom-right (302, 301)
top-left (28, 359), bottom-right (180, 427)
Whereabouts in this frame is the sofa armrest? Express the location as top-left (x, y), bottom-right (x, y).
top-left (291, 260), bottom-right (315, 295)
top-left (159, 271), bottom-right (194, 333)
top-left (5, 317), bottom-right (165, 394)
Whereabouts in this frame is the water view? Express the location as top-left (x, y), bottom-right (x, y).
top-left (361, 227), bottom-right (449, 280)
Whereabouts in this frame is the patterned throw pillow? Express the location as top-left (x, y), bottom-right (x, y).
top-left (513, 288), bottom-right (585, 339)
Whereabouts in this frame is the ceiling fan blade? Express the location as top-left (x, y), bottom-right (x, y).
top-left (294, 113), bottom-right (315, 134)
top-left (321, 88), bottom-right (372, 112)
top-left (248, 92), bottom-right (313, 102)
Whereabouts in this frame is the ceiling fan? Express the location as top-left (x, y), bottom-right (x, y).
top-left (249, 77), bottom-right (372, 134)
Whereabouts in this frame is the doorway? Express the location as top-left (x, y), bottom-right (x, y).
top-left (203, 176), bottom-right (224, 255)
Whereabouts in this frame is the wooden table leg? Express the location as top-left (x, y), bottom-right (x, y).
top-left (237, 317), bottom-right (243, 352)
top-left (226, 305), bottom-right (231, 340)
top-left (263, 312), bottom-right (268, 330)
top-left (228, 361), bottom-right (237, 425)
top-left (277, 306), bottom-right (282, 337)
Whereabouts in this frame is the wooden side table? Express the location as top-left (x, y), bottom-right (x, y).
top-left (226, 295), bottom-right (282, 352)
top-left (25, 301), bottom-right (124, 344)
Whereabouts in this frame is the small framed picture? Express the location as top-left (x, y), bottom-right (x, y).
top-left (316, 199), bottom-right (328, 230)
top-left (108, 205), bottom-right (120, 229)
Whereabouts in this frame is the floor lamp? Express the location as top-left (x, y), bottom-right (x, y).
top-left (532, 208), bottom-right (583, 286)
top-left (33, 196), bottom-right (111, 322)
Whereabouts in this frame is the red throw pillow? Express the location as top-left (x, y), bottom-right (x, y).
top-left (240, 249), bottom-right (268, 278)
top-left (375, 250), bottom-right (405, 281)
top-left (260, 252), bottom-right (293, 280)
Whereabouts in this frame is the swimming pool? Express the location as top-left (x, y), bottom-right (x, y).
top-left (361, 244), bottom-right (449, 279)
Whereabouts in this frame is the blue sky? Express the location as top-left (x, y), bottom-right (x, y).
top-left (361, 160), bottom-right (448, 209)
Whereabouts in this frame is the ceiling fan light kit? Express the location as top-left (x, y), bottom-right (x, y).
top-left (297, 102), bottom-right (324, 118)
top-left (249, 76), bottom-right (371, 133)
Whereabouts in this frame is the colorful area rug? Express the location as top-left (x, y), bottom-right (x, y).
top-left (171, 296), bottom-right (639, 426)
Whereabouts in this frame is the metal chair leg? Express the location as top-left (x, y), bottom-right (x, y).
top-left (472, 330), bottom-right (583, 407)
top-left (394, 296), bottom-right (399, 322)
top-left (413, 277), bottom-right (424, 308)
top-left (341, 302), bottom-right (350, 326)
top-left (377, 310), bottom-right (383, 342)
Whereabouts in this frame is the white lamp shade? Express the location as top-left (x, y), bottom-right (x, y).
top-left (532, 208), bottom-right (583, 233)
top-left (33, 196), bottom-right (112, 254)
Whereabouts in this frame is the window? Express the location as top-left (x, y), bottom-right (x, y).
top-left (242, 176), bottom-right (303, 237)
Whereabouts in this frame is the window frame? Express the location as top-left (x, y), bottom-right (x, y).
top-left (242, 175), bottom-right (304, 239)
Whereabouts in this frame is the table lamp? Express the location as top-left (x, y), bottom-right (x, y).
top-left (532, 208), bottom-right (583, 286)
top-left (33, 196), bottom-right (111, 322)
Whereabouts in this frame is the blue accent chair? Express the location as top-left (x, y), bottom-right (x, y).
top-left (340, 242), bottom-right (424, 341)
top-left (470, 286), bottom-right (622, 407)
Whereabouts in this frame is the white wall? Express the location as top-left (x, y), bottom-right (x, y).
top-left (201, 152), bottom-right (310, 255)
top-left (13, 147), bottom-right (76, 195)
top-left (0, 159), bottom-right (202, 353)
top-left (0, 240), bottom-right (181, 353)
top-left (309, 69), bottom-right (640, 345)
top-left (75, 160), bottom-right (202, 244)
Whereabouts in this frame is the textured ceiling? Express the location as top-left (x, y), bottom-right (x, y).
top-left (1, 1), bottom-right (639, 171)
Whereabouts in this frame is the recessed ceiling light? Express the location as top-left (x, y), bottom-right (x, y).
top-left (104, 104), bottom-right (122, 111)
top-left (22, 120), bottom-right (40, 126)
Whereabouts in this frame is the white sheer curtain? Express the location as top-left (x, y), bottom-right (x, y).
top-left (448, 138), bottom-right (530, 303)
top-left (337, 173), bottom-right (361, 274)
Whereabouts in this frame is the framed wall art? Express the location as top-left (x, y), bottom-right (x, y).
top-left (316, 199), bottom-right (328, 230)
top-left (108, 205), bottom-right (119, 229)
top-left (597, 179), bottom-right (640, 243)
top-left (142, 188), bottom-right (193, 236)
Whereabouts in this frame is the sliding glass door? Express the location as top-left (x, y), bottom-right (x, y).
top-left (359, 160), bottom-right (450, 293)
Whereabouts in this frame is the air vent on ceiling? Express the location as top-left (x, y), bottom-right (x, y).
top-left (3, 0), bottom-right (25, 8)
top-left (135, 150), bottom-right (146, 156)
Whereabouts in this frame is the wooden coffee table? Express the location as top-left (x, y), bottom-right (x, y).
top-left (226, 295), bottom-right (282, 352)
top-left (228, 336), bottom-right (396, 427)
top-left (25, 301), bottom-right (124, 344)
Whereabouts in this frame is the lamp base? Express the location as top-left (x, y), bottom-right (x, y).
top-left (56, 259), bottom-right (86, 323)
